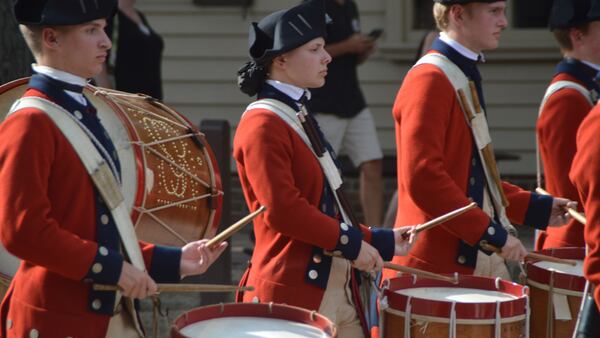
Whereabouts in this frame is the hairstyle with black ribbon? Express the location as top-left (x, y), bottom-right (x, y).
top-left (237, 61), bottom-right (268, 97)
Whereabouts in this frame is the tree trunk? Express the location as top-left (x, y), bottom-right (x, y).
top-left (0, 1), bottom-right (33, 84)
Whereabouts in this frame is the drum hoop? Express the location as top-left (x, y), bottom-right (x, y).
top-left (525, 247), bottom-right (585, 292)
top-left (170, 303), bottom-right (336, 337)
top-left (526, 278), bottom-right (583, 297)
top-left (384, 275), bottom-right (528, 320)
top-left (383, 307), bottom-right (526, 325)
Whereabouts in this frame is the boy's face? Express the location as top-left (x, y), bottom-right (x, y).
top-left (578, 21), bottom-right (600, 65)
top-left (460, 2), bottom-right (508, 52)
top-left (49, 19), bottom-right (111, 78)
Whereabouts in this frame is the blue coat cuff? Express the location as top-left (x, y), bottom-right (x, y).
top-left (84, 246), bottom-right (123, 284)
top-left (369, 228), bottom-right (395, 261)
top-left (477, 220), bottom-right (508, 256)
top-left (149, 245), bottom-right (182, 283)
top-left (333, 222), bottom-right (363, 261)
top-left (523, 194), bottom-right (553, 230)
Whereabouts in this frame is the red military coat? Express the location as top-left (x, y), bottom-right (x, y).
top-left (384, 51), bottom-right (551, 278)
top-left (0, 87), bottom-right (180, 338)
top-left (536, 72), bottom-right (593, 250)
top-left (571, 105), bottom-right (600, 312)
top-left (234, 101), bottom-right (393, 311)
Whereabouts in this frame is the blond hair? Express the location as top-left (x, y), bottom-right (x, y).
top-left (433, 3), bottom-right (451, 31)
top-left (19, 25), bottom-right (44, 59)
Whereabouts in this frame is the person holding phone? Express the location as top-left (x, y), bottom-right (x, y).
top-left (306, 0), bottom-right (385, 229)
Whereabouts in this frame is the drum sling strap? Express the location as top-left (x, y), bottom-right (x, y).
top-left (243, 99), bottom-right (370, 338)
top-left (536, 81), bottom-right (593, 189)
top-left (415, 53), bottom-right (513, 234)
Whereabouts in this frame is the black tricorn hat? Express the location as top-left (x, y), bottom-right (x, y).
top-left (248, 0), bottom-right (330, 64)
top-left (14, 0), bottom-right (117, 26)
top-left (549, 0), bottom-right (600, 29)
top-left (433, 0), bottom-right (506, 4)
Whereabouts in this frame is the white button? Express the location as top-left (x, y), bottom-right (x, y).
top-left (100, 214), bottom-right (109, 225)
top-left (92, 299), bottom-right (102, 310)
top-left (92, 263), bottom-right (103, 274)
top-left (458, 256), bottom-right (466, 264)
top-left (252, 296), bottom-right (260, 303)
top-left (308, 270), bottom-right (318, 280)
top-left (99, 246), bottom-right (108, 256)
top-left (487, 227), bottom-right (496, 236)
top-left (29, 329), bottom-right (39, 338)
top-left (470, 177), bottom-right (476, 186)
top-left (313, 254), bottom-right (322, 264)
top-left (74, 110), bottom-right (83, 120)
top-left (340, 235), bottom-right (349, 245)
top-left (6, 319), bottom-right (12, 329)
top-left (340, 223), bottom-right (349, 231)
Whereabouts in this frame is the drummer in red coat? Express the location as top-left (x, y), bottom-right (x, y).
top-left (0, 1), bottom-right (226, 337)
top-left (385, 0), bottom-right (576, 280)
top-left (233, 1), bottom-right (416, 337)
top-left (536, 0), bottom-right (600, 250)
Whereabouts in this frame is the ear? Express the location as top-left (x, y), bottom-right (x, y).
top-left (272, 54), bottom-right (287, 70)
top-left (41, 27), bottom-right (60, 50)
top-left (569, 27), bottom-right (585, 47)
top-left (449, 4), bottom-right (466, 26)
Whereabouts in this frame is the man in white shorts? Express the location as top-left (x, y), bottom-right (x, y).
top-left (308, 0), bottom-right (383, 227)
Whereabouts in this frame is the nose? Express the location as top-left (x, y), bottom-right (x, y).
top-left (498, 11), bottom-right (508, 29)
top-left (101, 29), bottom-right (112, 50)
top-left (323, 50), bottom-right (332, 65)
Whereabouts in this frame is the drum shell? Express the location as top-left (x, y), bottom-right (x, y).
top-left (525, 247), bottom-right (585, 338)
top-left (170, 302), bottom-right (337, 338)
top-left (381, 275), bottom-right (528, 338)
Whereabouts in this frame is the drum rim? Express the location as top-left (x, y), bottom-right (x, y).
top-left (382, 275), bottom-right (528, 320)
top-left (525, 247), bottom-right (585, 292)
top-left (170, 302), bottom-right (336, 338)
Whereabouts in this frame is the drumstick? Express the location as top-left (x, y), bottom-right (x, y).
top-left (535, 187), bottom-right (586, 225)
top-left (206, 205), bottom-right (267, 248)
top-left (383, 262), bottom-right (458, 284)
top-left (480, 243), bottom-right (577, 266)
top-left (401, 202), bottom-right (478, 240)
top-left (93, 283), bottom-right (255, 293)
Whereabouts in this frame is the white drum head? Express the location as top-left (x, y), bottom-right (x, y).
top-left (395, 287), bottom-right (518, 303)
top-left (533, 260), bottom-right (584, 277)
top-left (180, 317), bottom-right (330, 338)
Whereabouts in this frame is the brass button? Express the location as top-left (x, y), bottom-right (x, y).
top-left (92, 263), bottom-right (103, 274)
top-left (313, 254), bottom-right (322, 264)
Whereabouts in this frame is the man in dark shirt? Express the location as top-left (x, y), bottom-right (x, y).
top-left (308, 0), bottom-right (383, 227)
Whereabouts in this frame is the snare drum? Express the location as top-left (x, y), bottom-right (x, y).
top-left (170, 303), bottom-right (337, 338)
top-left (525, 247), bottom-right (585, 338)
top-left (0, 78), bottom-right (223, 246)
top-left (380, 275), bottom-right (529, 338)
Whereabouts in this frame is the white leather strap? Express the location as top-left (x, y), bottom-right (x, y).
top-left (244, 99), bottom-right (351, 225)
top-left (8, 97), bottom-right (146, 271)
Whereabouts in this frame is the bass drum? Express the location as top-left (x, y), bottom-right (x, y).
top-left (0, 78), bottom-right (222, 247)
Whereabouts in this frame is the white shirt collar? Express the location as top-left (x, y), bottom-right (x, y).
top-left (439, 32), bottom-right (485, 62)
top-left (32, 64), bottom-right (88, 106)
top-left (581, 60), bottom-right (600, 73)
top-left (265, 79), bottom-right (312, 101)
top-left (32, 64), bottom-right (87, 87)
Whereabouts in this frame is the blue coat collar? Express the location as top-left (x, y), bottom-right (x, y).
top-left (556, 58), bottom-right (600, 94)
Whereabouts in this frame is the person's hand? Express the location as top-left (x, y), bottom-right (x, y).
top-left (548, 197), bottom-right (578, 226)
top-left (352, 241), bottom-right (383, 273)
top-left (497, 235), bottom-right (527, 262)
top-left (117, 262), bottom-right (157, 299)
top-left (393, 225), bottom-right (417, 256)
top-left (345, 34), bottom-right (375, 54)
top-left (180, 239), bottom-right (228, 277)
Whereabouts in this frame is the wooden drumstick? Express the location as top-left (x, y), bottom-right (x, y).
top-left (480, 242), bottom-right (577, 266)
top-left (93, 283), bottom-right (255, 293)
top-left (535, 187), bottom-right (586, 225)
top-left (206, 205), bottom-right (267, 248)
top-left (401, 202), bottom-right (478, 240)
top-left (383, 262), bottom-right (458, 284)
